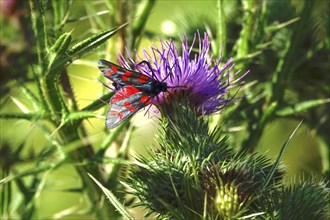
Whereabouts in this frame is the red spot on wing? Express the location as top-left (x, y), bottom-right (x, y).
top-left (111, 86), bottom-right (141, 103)
top-left (118, 112), bottom-right (123, 119)
top-left (111, 66), bottom-right (118, 73)
top-left (105, 70), bottom-right (113, 76)
top-left (125, 86), bottom-right (141, 95)
top-left (136, 74), bottom-right (149, 83)
top-left (122, 75), bottom-right (128, 81)
top-left (124, 101), bottom-right (137, 112)
top-left (140, 95), bottom-right (151, 105)
top-left (109, 110), bottom-right (124, 120)
top-left (109, 111), bottom-right (117, 116)
top-left (137, 77), bottom-right (147, 83)
top-left (124, 71), bottom-right (133, 76)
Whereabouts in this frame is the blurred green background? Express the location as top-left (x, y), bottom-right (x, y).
top-left (1, 0), bottom-right (329, 219)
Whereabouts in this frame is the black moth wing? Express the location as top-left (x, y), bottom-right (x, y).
top-left (106, 85), bottom-right (152, 129)
top-left (98, 59), bottom-right (155, 87)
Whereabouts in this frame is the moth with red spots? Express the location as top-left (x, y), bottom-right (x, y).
top-left (98, 59), bottom-right (168, 129)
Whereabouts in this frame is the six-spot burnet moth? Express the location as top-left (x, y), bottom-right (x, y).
top-left (98, 59), bottom-right (175, 129)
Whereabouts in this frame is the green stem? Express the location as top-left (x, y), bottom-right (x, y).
top-left (271, 0), bottom-right (314, 103)
top-left (216, 0), bottom-right (226, 58)
top-left (131, 0), bottom-right (156, 52)
top-left (28, 1), bottom-right (118, 218)
top-left (29, 0), bottom-right (50, 113)
top-left (241, 0), bottom-right (314, 152)
top-left (234, 0), bottom-right (255, 59)
top-left (29, 0), bottom-right (47, 75)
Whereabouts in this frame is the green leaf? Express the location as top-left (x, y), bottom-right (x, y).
top-left (64, 111), bottom-right (102, 123)
top-left (20, 84), bottom-right (40, 111)
top-left (266, 17), bottom-right (300, 32)
top-left (276, 98), bottom-right (330, 116)
top-left (50, 32), bottom-right (72, 55)
top-left (88, 173), bottom-right (135, 220)
top-left (67, 22), bottom-right (129, 57)
top-left (0, 159), bottom-right (65, 184)
top-left (47, 32), bottom-right (72, 73)
top-left (0, 112), bottom-right (43, 120)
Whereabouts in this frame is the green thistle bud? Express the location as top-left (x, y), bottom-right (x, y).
top-left (214, 182), bottom-right (248, 219)
top-left (200, 164), bottom-right (252, 217)
top-left (128, 158), bottom-right (203, 218)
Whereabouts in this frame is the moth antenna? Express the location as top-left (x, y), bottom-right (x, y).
top-left (137, 60), bottom-right (160, 81)
top-left (160, 60), bottom-right (177, 82)
top-left (144, 102), bottom-right (154, 116)
top-left (162, 71), bottom-right (172, 82)
top-left (167, 85), bottom-right (186, 89)
top-left (97, 78), bottom-right (115, 91)
top-left (98, 98), bottom-right (110, 105)
top-left (138, 60), bottom-right (176, 83)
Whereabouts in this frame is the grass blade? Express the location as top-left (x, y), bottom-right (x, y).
top-left (263, 120), bottom-right (303, 189)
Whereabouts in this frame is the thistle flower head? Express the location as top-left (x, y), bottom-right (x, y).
top-left (118, 32), bottom-right (248, 115)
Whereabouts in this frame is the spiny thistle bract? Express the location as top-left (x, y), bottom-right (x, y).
top-left (123, 32), bottom-right (329, 219)
top-left (127, 157), bottom-right (203, 219)
top-left (275, 181), bottom-right (329, 220)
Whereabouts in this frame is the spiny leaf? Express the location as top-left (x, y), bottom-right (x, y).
top-left (0, 112), bottom-right (43, 120)
top-left (88, 173), bottom-right (135, 220)
top-left (64, 111), bottom-right (102, 123)
top-left (50, 32), bottom-right (72, 55)
top-left (20, 84), bottom-right (40, 111)
top-left (0, 159), bottom-right (65, 184)
top-left (46, 31), bottom-right (73, 76)
top-left (67, 22), bottom-right (129, 57)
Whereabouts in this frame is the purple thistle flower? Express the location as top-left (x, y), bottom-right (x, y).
top-left (118, 32), bottom-right (248, 115)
